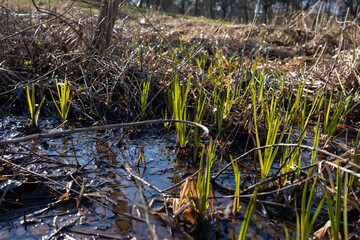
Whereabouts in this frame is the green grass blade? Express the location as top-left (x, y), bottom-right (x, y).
top-left (344, 172), bottom-right (349, 240)
top-left (26, 85), bottom-right (34, 121)
top-left (34, 96), bottom-right (45, 125)
top-left (238, 187), bottom-right (258, 240)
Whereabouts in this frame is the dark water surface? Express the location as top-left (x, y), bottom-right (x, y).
top-left (0, 115), bottom-right (289, 239)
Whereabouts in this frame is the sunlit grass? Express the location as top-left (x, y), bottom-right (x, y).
top-left (197, 139), bottom-right (216, 220)
top-left (251, 67), bottom-right (285, 181)
top-left (296, 177), bottom-right (325, 240)
top-left (238, 187), bottom-right (258, 240)
top-left (323, 90), bottom-right (356, 139)
top-left (137, 76), bottom-right (151, 118)
top-left (49, 76), bottom-right (72, 122)
top-left (215, 79), bottom-right (234, 134)
top-left (169, 74), bottom-right (190, 147)
top-left (26, 83), bottom-right (45, 126)
top-left (325, 164), bottom-right (345, 240)
top-left (230, 155), bottom-right (241, 215)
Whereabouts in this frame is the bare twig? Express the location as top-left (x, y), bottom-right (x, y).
top-left (0, 119), bottom-right (209, 145)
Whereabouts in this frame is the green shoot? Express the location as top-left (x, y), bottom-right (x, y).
top-left (323, 90), bottom-right (355, 138)
top-left (197, 139), bottom-right (216, 221)
top-left (50, 76), bottom-right (72, 122)
top-left (238, 187), bottom-right (259, 240)
top-left (343, 172), bottom-right (349, 240)
top-left (252, 81), bottom-right (285, 181)
top-left (310, 116), bottom-right (321, 168)
top-left (280, 127), bottom-right (297, 185)
top-left (26, 84), bottom-right (45, 126)
top-left (216, 79), bottom-right (234, 134)
top-left (325, 164), bottom-right (343, 240)
top-left (285, 78), bottom-right (304, 125)
top-left (162, 108), bottom-right (169, 128)
top-left (297, 178), bottom-right (325, 240)
top-left (137, 77), bottom-right (151, 118)
top-left (230, 155), bottom-right (241, 215)
top-left (170, 74), bottom-right (190, 147)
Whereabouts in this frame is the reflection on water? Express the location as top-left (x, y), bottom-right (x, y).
top-left (0, 116), bottom-right (292, 239)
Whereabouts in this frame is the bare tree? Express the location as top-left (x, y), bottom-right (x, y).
top-left (92, 0), bottom-right (120, 53)
top-left (194, 0), bottom-right (200, 16)
top-left (179, 0), bottom-right (188, 14)
top-left (262, 0), bottom-right (276, 24)
top-left (218, 0), bottom-right (232, 19)
top-left (237, 0), bottom-right (249, 23)
top-left (205, 0), bottom-right (216, 18)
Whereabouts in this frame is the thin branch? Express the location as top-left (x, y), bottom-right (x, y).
top-left (0, 119), bottom-right (209, 145)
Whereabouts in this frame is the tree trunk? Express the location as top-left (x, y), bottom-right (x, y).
top-left (207, 0), bottom-right (214, 19)
top-left (263, 2), bottom-right (268, 24)
top-left (222, 2), bottom-right (227, 19)
top-left (244, 0), bottom-right (248, 23)
top-left (194, 0), bottom-right (199, 16)
top-left (92, 0), bottom-right (120, 53)
top-left (180, 0), bottom-right (186, 14)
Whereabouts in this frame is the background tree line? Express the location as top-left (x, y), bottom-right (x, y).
top-left (133, 0), bottom-right (359, 24)
top-left (88, 0), bottom-right (358, 52)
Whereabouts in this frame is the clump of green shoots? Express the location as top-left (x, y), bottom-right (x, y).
top-left (50, 76), bottom-right (72, 122)
top-left (282, 85), bottom-right (322, 182)
top-left (324, 165), bottom-right (348, 240)
top-left (295, 128), bottom-right (325, 240)
top-left (280, 128), bottom-right (295, 185)
top-left (280, 80), bottom-right (307, 183)
top-left (169, 74), bottom-right (190, 147)
top-left (251, 76), bottom-right (285, 181)
top-left (296, 177), bottom-right (325, 240)
top-left (26, 83), bottom-right (45, 126)
top-left (196, 51), bottom-right (209, 71)
top-left (197, 139), bottom-right (216, 220)
top-left (137, 76), bottom-right (151, 118)
top-left (323, 90), bottom-right (355, 139)
top-left (215, 79), bottom-right (234, 134)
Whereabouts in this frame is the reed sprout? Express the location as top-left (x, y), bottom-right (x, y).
top-left (50, 76), bottom-right (72, 122)
top-left (216, 79), bottom-right (234, 133)
top-left (169, 74), bottom-right (190, 147)
top-left (230, 155), bottom-right (241, 215)
top-left (343, 172), bottom-right (349, 240)
top-left (297, 177), bottom-right (325, 240)
top-left (197, 139), bottom-right (216, 220)
top-left (26, 83), bottom-right (45, 126)
top-left (325, 164), bottom-right (346, 240)
top-left (323, 90), bottom-right (354, 138)
top-left (137, 77), bottom-right (151, 118)
top-left (252, 77), bottom-right (285, 181)
top-left (238, 187), bottom-right (258, 240)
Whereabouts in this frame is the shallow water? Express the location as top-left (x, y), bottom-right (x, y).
top-left (0, 114), bottom-right (294, 239)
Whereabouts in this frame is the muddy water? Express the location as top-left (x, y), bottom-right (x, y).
top-left (0, 115), bottom-right (290, 239)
